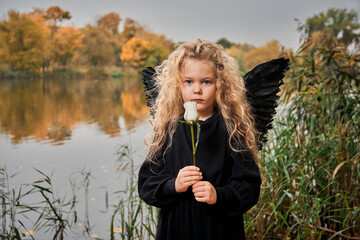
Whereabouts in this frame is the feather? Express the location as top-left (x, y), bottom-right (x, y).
top-left (141, 67), bottom-right (158, 113)
top-left (244, 57), bottom-right (290, 149)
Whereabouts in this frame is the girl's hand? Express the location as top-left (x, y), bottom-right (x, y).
top-left (192, 181), bottom-right (217, 205)
top-left (175, 166), bottom-right (202, 193)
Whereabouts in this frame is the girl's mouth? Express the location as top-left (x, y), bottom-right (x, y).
top-left (192, 99), bottom-right (203, 103)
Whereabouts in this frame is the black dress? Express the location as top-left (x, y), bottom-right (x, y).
top-left (138, 111), bottom-right (261, 240)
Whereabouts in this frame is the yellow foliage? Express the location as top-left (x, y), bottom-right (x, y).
top-left (0, 9), bottom-right (173, 72)
top-left (79, 25), bottom-right (118, 66)
top-left (44, 6), bottom-right (71, 24)
top-left (121, 18), bottom-right (144, 41)
top-left (52, 26), bottom-right (84, 66)
top-left (140, 33), bottom-right (174, 64)
top-left (28, 11), bottom-right (51, 61)
top-left (225, 45), bottom-right (245, 63)
top-left (119, 18), bottom-right (174, 67)
top-left (243, 40), bottom-right (287, 70)
top-left (120, 37), bottom-right (152, 67)
top-left (0, 11), bottom-right (50, 73)
top-left (97, 12), bottom-right (121, 35)
top-left (120, 28), bottom-right (174, 67)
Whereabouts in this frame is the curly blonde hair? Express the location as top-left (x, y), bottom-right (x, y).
top-left (145, 39), bottom-right (259, 163)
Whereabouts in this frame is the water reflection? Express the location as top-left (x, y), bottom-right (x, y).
top-left (0, 75), bottom-right (149, 145)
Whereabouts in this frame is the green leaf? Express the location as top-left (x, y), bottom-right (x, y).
top-left (12, 226), bottom-right (22, 240)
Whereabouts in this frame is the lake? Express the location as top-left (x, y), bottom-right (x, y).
top-left (0, 76), bottom-right (152, 239)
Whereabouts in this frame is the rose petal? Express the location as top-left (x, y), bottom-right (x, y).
top-left (184, 102), bottom-right (199, 122)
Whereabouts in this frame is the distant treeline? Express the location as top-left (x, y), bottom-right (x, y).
top-left (0, 7), bottom-right (174, 76)
top-left (0, 7), bottom-right (358, 77)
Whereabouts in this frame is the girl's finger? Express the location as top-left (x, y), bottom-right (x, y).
top-left (187, 178), bottom-right (202, 184)
top-left (192, 182), bottom-right (206, 188)
top-left (192, 187), bottom-right (206, 194)
top-left (182, 166), bottom-right (200, 172)
top-left (193, 191), bottom-right (206, 197)
top-left (184, 181), bottom-right (200, 187)
top-left (182, 174), bottom-right (202, 181)
top-left (179, 173), bottom-right (201, 181)
top-left (182, 170), bottom-right (202, 176)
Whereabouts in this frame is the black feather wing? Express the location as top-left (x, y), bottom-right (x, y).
top-left (243, 57), bottom-right (290, 149)
top-left (142, 67), bottom-right (158, 115)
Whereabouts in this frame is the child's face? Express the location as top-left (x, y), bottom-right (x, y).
top-left (181, 58), bottom-right (217, 120)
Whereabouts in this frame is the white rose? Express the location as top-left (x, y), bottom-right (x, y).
top-left (184, 102), bottom-right (199, 123)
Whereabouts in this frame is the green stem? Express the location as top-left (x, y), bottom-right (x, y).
top-left (190, 124), bottom-right (196, 166)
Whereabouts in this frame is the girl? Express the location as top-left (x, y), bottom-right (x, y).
top-left (138, 39), bottom-right (261, 240)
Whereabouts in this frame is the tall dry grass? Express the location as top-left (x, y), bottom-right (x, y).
top-left (245, 37), bottom-right (360, 239)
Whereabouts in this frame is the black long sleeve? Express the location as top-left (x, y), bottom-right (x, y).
top-left (138, 111), bottom-right (261, 240)
top-left (215, 150), bottom-right (261, 216)
top-left (138, 160), bottom-right (179, 208)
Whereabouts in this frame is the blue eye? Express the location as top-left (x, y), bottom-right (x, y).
top-left (202, 80), bottom-right (210, 85)
top-left (185, 80), bottom-right (192, 85)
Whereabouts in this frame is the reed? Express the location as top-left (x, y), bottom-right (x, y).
top-left (1, 167), bottom-right (24, 240)
top-left (0, 145), bottom-right (158, 240)
top-left (109, 144), bottom-right (158, 240)
top-left (244, 37), bottom-right (360, 239)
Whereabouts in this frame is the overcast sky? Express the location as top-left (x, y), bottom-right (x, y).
top-left (1, 0), bottom-right (359, 50)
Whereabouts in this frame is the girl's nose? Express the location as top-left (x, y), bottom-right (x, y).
top-left (193, 83), bottom-right (202, 94)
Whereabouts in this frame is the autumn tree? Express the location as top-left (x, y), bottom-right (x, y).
top-left (144, 43), bottom-right (171, 67)
top-left (226, 45), bottom-right (246, 71)
top-left (121, 18), bottom-right (144, 42)
top-left (29, 6), bottom-right (71, 38)
top-left (117, 17), bottom-right (174, 67)
top-left (305, 8), bottom-right (360, 46)
top-left (120, 37), bottom-right (152, 68)
top-left (52, 26), bottom-right (84, 66)
top-left (44, 6), bottom-right (71, 24)
top-left (44, 6), bottom-right (71, 35)
top-left (213, 39), bottom-right (255, 71)
top-left (97, 12), bottom-right (121, 35)
top-left (136, 32), bottom-right (174, 66)
top-left (0, 10), bottom-right (49, 73)
top-left (224, 43), bottom-right (254, 71)
top-left (29, 6), bottom-right (72, 70)
top-left (243, 40), bottom-right (287, 70)
top-left (28, 10), bottom-right (52, 72)
top-left (80, 25), bottom-right (118, 66)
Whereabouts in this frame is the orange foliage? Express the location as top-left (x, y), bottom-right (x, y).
top-left (121, 18), bottom-right (144, 41)
top-left (52, 26), bottom-right (84, 66)
top-left (0, 11), bottom-right (50, 73)
top-left (30, 6), bottom-right (71, 38)
top-left (43, 6), bottom-right (71, 24)
top-left (225, 45), bottom-right (244, 62)
top-left (1, 8), bottom-right (175, 71)
top-left (97, 12), bottom-right (121, 35)
top-left (120, 37), bottom-right (152, 67)
top-left (79, 25), bottom-right (118, 66)
top-left (243, 40), bottom-right (288, 70)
